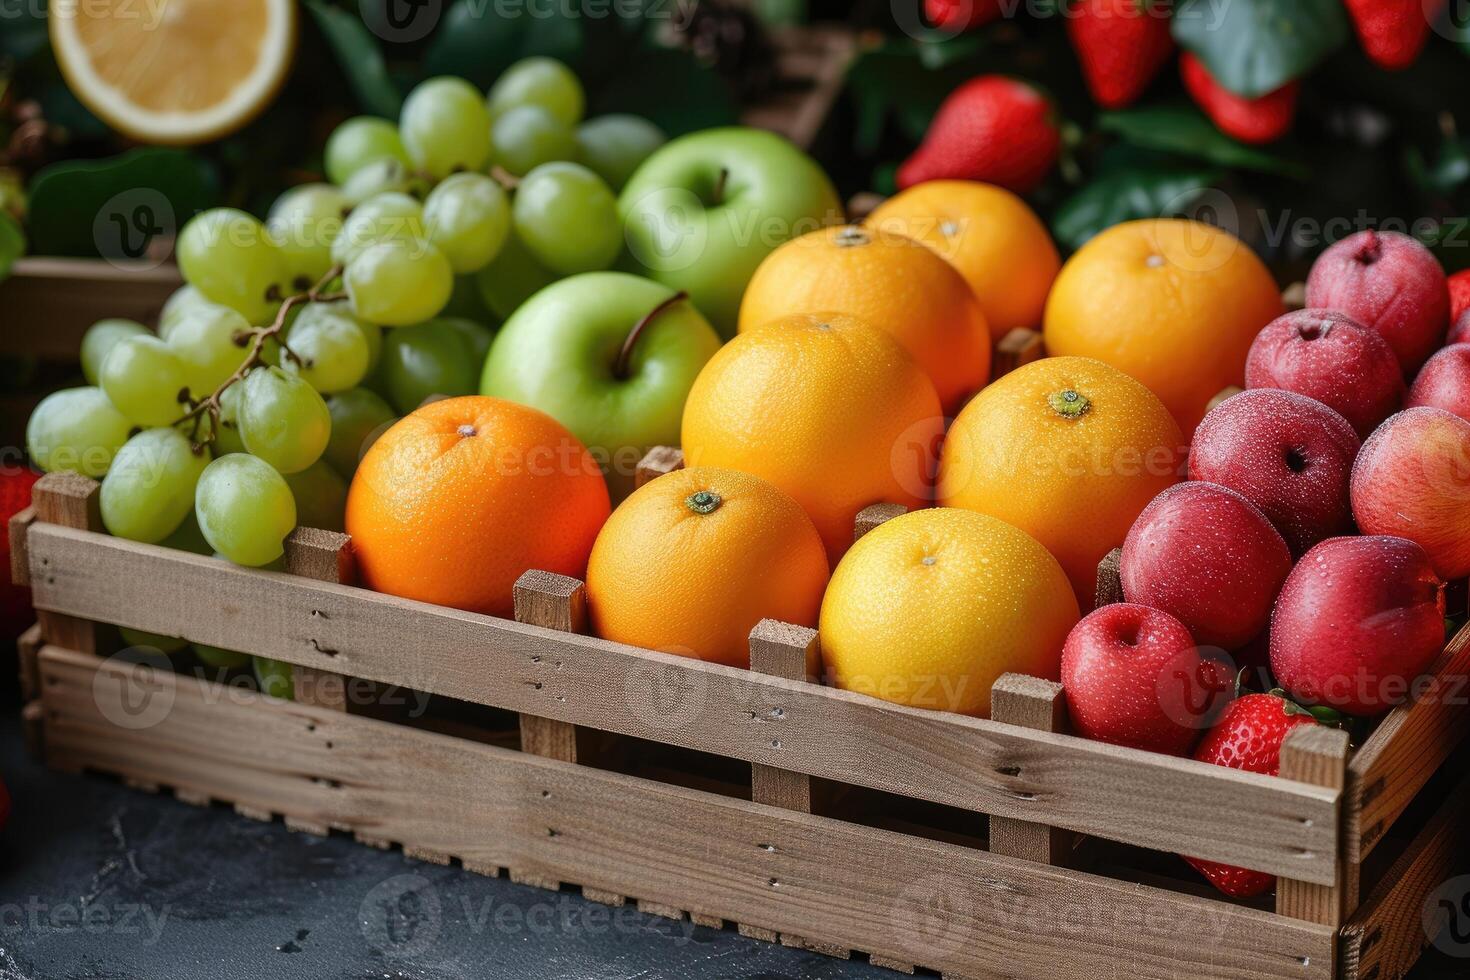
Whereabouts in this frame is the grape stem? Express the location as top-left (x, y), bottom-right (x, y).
top-left (176, 263), bottom-right (346, 450)
top-left (613, 291), bottom-right (688, 380)
top-left (489, 165), bottom-right (521, 190)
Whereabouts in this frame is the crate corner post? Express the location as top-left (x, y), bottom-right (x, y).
top-left (1276, 724), bottom-right (1355, 928)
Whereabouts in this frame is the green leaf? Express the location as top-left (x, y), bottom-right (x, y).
top-left (916, 33), bottom-right (985, 70)
top-left (1173, 0), bottom-right (1347, 97)
top-left (1406, 137), bottom-right (1470, 197)
top-left (26, 148), bottom-right (212, 259)
top-left (305, 1), bottom-right (402, 118)
top-left (1099, 105), bottom-right (1308, 178)
top-left (422, 4), bottom-right (529, 89)
top-left (1052, 158), bottom-right (1223, 251)
top-left (0, 212), bottom-right (25, 280)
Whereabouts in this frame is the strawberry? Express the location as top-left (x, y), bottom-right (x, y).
top-left (1342, 0), bottom-right (1446, 70)
top-left (1182, 691), bottom-right (1326, 898)
top-left (0, 467), bottom-right (40, 640)
top-left (897, 76), bottom-right (1060, 194)
top-left (1066, 0), bottom-right (1175, 109)
top-left (1449, 269), bottom-right (1470, 324)
top-left (925, 0), bottom-right (1009, 31)
top-left (1180, 52), bottom-right (1300, 145)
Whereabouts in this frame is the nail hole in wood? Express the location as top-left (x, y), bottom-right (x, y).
top-left (769, 707), bottom-right (784, 719)
top-left (768, 878), bottom-right (780, 888)
top-left (996, 764), bottom-right (1021, 777)
top-left (308, 639), bottom-right (338, 657)
top-left (770, 738), bottom-right (782, 749)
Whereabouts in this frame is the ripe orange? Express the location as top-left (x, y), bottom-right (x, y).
top-left (938, 356), bottom-right (1183, 607)
top-left (737, 225), bottom-right (991, 413)
top-left (586, 467), bottom-right (829, 668)
top-left (682, 314), bottom-right (945, 565)
top-left (1044, 218), bottom-right (1285, 433)
top-left (346, 396), bottom-right (611, 617)
top-left (867, 180), bottom-right (1060, 337)
top-left (820, 508), bottom-right (1078, 718)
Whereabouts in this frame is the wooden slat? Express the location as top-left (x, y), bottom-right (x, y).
top-left (634, 446), bottom-right (684, 489)
top-left (1347, 623), bottom-right (1470, 862)
top-left (992, 328), bottom-right (1044, 381)
top-left (284, 528), bottom-right (355, 712)
top-left (31, 473), bottom-right (103, 655)
top-left (854, 503), bottom-right (907, 542)
top-left (750, 619), bottom-right (819, 813)
top-left (1095, 548), bottom-right (1124, 609)
top-left (16, 622), bottom-right (42, 702)
top-left (1276, 727), bottom-right (1353, 927)
top-left (988, 674), bottom-right (1073, 866)
top-left (39, 645), bottom-right (1336, 980)
top-left (0, 258), bottom-right (181, 360)
top-left (1340, 771), bottom-right (1470, 980)
top-left (22, 524), bottom-right (1342, 881)
top-left (9, 505), bottom-right (34, 587)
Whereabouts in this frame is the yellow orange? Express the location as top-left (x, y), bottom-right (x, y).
top-left (346, 396), bottom-right (611, 617)
top-left (938, 356), bottom-right (1183, 607)
top-left (820, 508), bottom-right (1078, 718)
top-left (682, 314), bottom-right (945, 564)
top-left (867, 180), bottom-right (1060, 337)
top-left (586, 467), bottom-right (829, 668)
top-left (1043, 219), bottom-right (1284, 433)
top-left (737, 225), bottom-right (990, 413)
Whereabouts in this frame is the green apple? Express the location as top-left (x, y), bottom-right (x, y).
top-left (480, 272), bottom-right (722, 499)
top-left (619, 127), bottom-right (841, 339)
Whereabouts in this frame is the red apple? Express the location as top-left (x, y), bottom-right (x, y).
top-left (1447, 308), bottom-right (1470, 346)
top-left (1305, 230), bottom-right (1449, 376)
top-left (1270, 535), bottom-right (1445, 716)
top-left (1407, 344), bottom-right (1470, 422)
top-left (1351, 407), bottom-right (1470, 579)
top-left (1121, 482), bottom-right (1293, 649)
top-left (1244, 309), bottom-right (1404, 439)
top-left (1062, 603), bottom-right (1233, 756)
top-left (1188, 389), bottom-right (1360, 556)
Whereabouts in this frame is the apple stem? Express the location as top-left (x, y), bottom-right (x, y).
top-left (712, 167), bottom-right (729, 206)
top-left (614, 291), bottom-right (690, 380)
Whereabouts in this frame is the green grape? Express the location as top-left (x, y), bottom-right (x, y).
top-left (193, 643), bottom-right (250, 670)
top-left (576, 114), bottom-right (667, 191)
top-left (100, 428), bottom-right (210, 543)
top-left (80, 318), bottom-right (148, 385)
top-left (474, 230), bottom-right (556, 320)
top-left (213, 382), bottom-right (248, 455)
top-left (100, 334), bottom-right (190, 426)
top-left (442, 274), bottom-right (498, 323)
top-left (400, 76), bottom-right (492, 179)
top-left (324, 116), bottom-right (412, 185)
top-left (331, 191), bottom-right (426, 267)
top-left (195, 453), bottom-right (297, 567)
top-left (118, 626), bottom-right (187, 654)
top-left (340, 158), bottom-right (415, 205)
top-left (281, 302), bottom-right (376, 393)
top-left (283, 460), bottom-right (348, 532)
top-left (267, 183), bottom-right (349, 287)
top-left (158, 285), bottom-right (222, 341)
top-left (158, 510), bottom-right (211, 554)
top-left (434, 316), bottom-right (495, 364)
top-left (26, 386), bottom-right (133, 478)
top-left (376, 319), bottom-right (485, 413)
top-left (253, 657), bottom-right (295, 700)
top-left (423, 173), bottom-right (510, 274)
top-left (513, 162), bottom-right (621, 275)
top-left (176, 208), bottom-right (290, 324)
top-left (345, 239), bottom-right (453, 327)
top-left (166, 305), bottom-right (254, 395)
top-left (487, 57), bottom-right (584, 126)
top-left (490, 106), bottom-right (577, 178)
top-left (238, 367), bottom-right (332, 474)
top-left (324, 387), bottom-right (396, 476)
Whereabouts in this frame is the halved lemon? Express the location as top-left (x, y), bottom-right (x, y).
top-left (51, 0), bottom-right (296, 145)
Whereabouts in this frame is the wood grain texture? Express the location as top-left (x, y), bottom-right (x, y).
top-left (992, 328), bottom-right (1045, 381)
top-left (750, 621), bottom-right (819, 813)
top-left (989, 674), bottom-right (1073, 866)
top-left (23, 524), bottom-right (1343, 880)
top-left (1094, 548), bottom-right (1124, 609)
top-left (9, 505), bottom-right (34, 587)
top-left (39, 645), bottom-right (1336, 980)
top-left (16, 622), bottom-right (42, 702)
top-left (634, 446), bottom-right (684, 489)
top-left (284, 528), bottom-right (356, 712)
top-left (0, 258), bottom-right (181, 360)
top-left (1341, 771), bottom-right (1470, 980)
top-left (1347, 623), bottom-right (1470, 863)
top-left (1276, 727), bottom-right (1353, 926)
top-left (854, 503), bottom-right (907, 542)
top-left (31, 473), bottom-right (102, 655)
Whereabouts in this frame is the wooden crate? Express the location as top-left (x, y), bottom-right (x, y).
top-left (10, 468), bottom-right (1470, 980)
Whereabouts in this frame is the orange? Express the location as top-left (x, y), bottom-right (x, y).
top-left (737, 225), bottom-right (991, 413)
top-left (1043, 218), bottom-right (1285, 433)
top-left (820, 508), bottom-right (1078, 718)
top-left (682, 314), bottom-right (945, 565)
top-left (346, 395), bottom-right (611, 617)
top-left (938, 356), bottom-right (1183, 608)
top-left (867, 180), bottom-right (1060, 337)
top-left (586, 467), bottom-right (829, 668)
